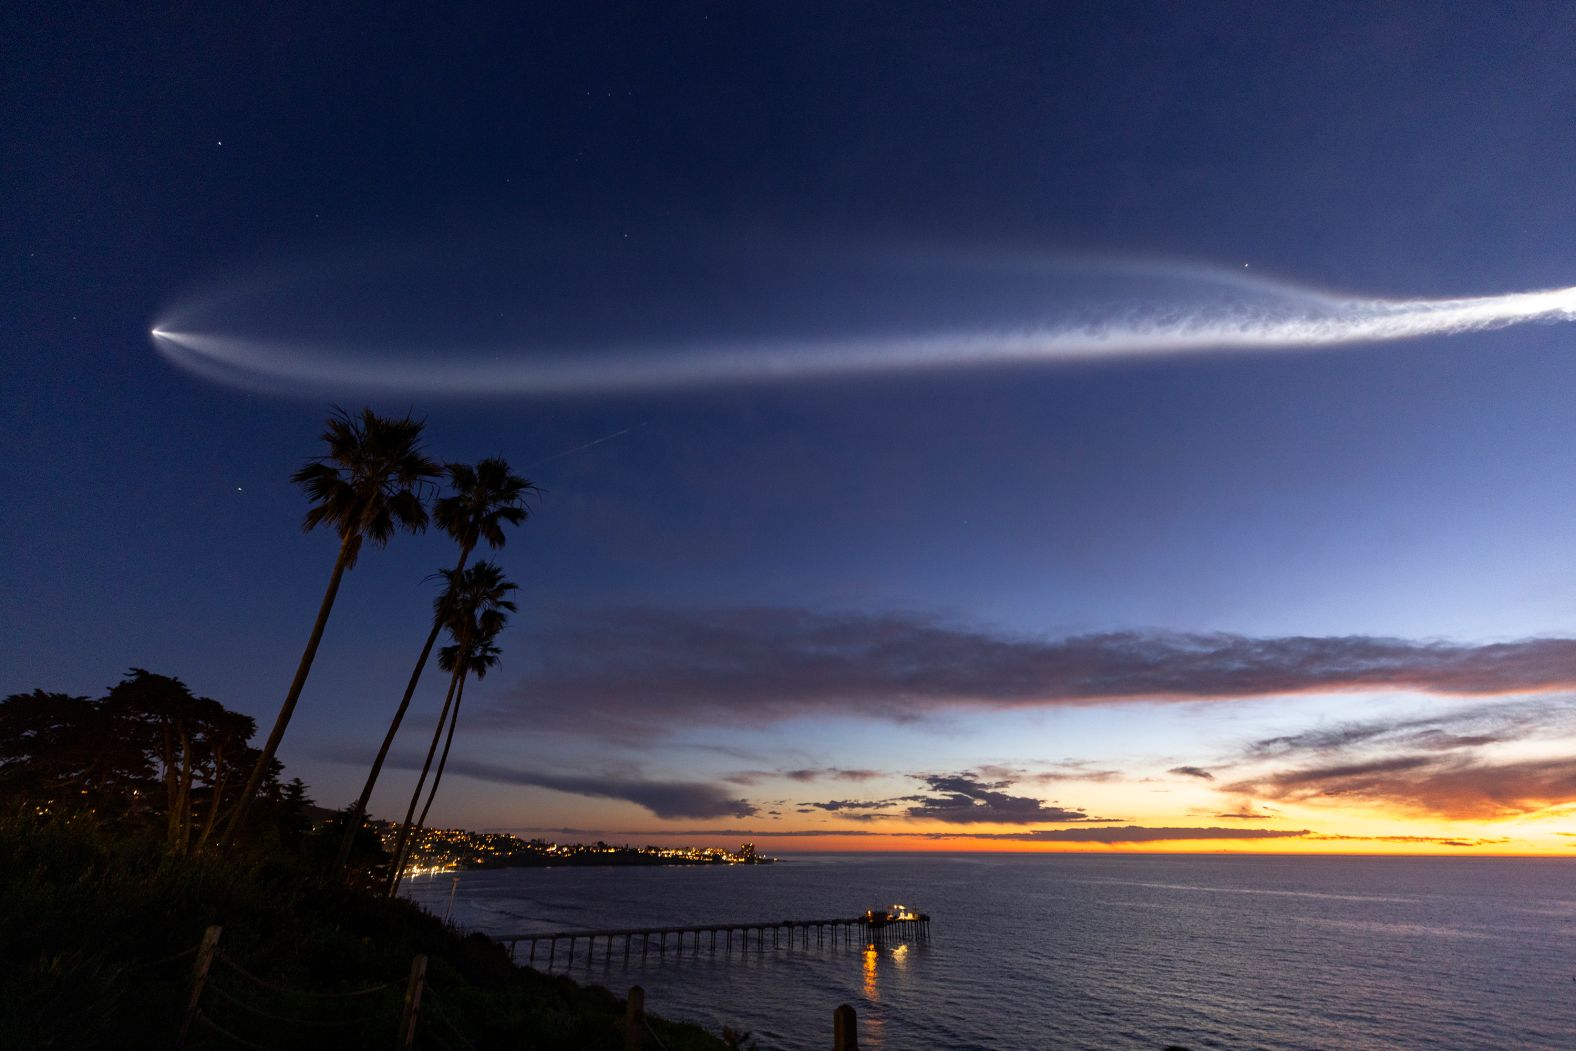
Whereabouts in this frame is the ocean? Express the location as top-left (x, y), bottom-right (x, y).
top-left (401, 853), bottom-right (1576, 1050)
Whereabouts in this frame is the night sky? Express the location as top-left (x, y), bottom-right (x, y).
top-left (8, 4), bottom-right (1576, 852)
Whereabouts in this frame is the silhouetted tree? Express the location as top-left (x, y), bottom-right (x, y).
top-left (0, 673), bottom-right (268, 851)
top-left (275, 777), bottom-right (313, 851)
top-left (0, 690), bottom-right (146, 820)
top-left (335, 457), bottom-right (535, 872)
top-left (386, 562), bottom-right (516, 894)
top-left (103, 669), bottom-right (257, 854)
top-left (189, 702), bottom-right (256, 853)
top-left (224, 407), bottom-right (440, 845)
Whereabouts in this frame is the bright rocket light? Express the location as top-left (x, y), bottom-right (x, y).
top-left (148, 264), bottom-right (1576, 396)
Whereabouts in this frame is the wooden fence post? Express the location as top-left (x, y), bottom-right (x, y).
top-left (175, 924), bottom-right (222, 1048)
top-left (624, 985), bottom-right (645, 1051)
top-left (833, 1003), bottom-right (858, 1051)
top-left (397, 954), bottom-right (427, 1051)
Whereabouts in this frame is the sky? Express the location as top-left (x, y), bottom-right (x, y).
top-left (7, 3), bottom-right (1576, 855)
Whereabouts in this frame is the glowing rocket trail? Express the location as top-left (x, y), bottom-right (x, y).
top-left (150, 273), bottom-right (1576, 396)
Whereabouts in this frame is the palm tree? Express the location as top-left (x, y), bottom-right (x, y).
top-left (334, 458), bottom-right (535, 872)
top-left (415, 632), bottom-right (502, 831)
top-left (222, 408), bottom-right (440, 845)
top-left (384, 562), bottom-right (516, 895)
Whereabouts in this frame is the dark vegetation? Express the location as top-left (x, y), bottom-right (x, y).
top-left (0, 409), bottom-right (726, 1048)
top-left (0, 815), bottom-right (724, 1050)
top-left (0, 675), bottom-right (724, 1049)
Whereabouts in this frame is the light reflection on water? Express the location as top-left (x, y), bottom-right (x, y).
top-left (862, 945), bottom-right (886, 1047)
top-left (863, 945), bottom-right (880, 1002)
top-left (404, 855), bottom-right (1576, 1050)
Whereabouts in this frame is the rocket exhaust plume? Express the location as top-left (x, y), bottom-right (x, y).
top-left (149, 260), bottom-right (1576, 396)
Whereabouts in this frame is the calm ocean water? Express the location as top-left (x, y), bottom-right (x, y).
top-left (402, 854), bottom-right (1576, 1050)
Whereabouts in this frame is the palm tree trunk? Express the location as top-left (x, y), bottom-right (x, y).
top-left (385, 660), bottom-right (463, 897)
top-left (333, 545), bottom-right (473, 874)
top-left (416, 670), bottom-right (468, 829)
top-left (223, 536), bottom-right (354, 845)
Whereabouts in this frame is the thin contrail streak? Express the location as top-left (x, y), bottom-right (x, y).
top-left (524, 424), bottom-right (642, 469)
top-left (150, 275), bottom-right (1576, 396)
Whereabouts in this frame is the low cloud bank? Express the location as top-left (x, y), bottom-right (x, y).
top-left (1230, 755), bottom-right (1576, 820)
top-left (901, 773), bottom-right (1114, 825)
top-left (1225, 698), bottom-right (1576, 819)
top-left (793, 771), bottom-right (1116, 825)
top-left (609, 826), bottom-right (1309, 844)
top-left (936, 825), bottom-right (1308, 844)
top-left (486, 608), bottom-right (1576, 735)
top-left (397, 757), bottom-right (757, 820)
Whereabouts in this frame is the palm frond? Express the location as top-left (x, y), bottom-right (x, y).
top-left (434, 456), bottom-right (538, 553)
top-left (431, 561), bottom-right (518, 647)
top-left (289, 408), bottom-right (440, 558)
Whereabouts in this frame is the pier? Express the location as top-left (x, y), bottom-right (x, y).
top-left (501, 906), bottom-right (931, 970)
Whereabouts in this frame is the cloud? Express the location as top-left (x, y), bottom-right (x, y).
top-left (784, 767), bottom-right (882, 783)
top-left (1250, 755), bottom-right (1440, 787)
top-left (494, 825), bottom-right (1506, 849)
top-left (603, 826), bottom-right (1307, 844)
top-left (1224, 698), bottom-right (1576, 820)
top-left (724, 767), bottom-right (883, 787)
top-left (1303, 833), bottom-right (1512, 848)
top-left (930, 826), bottom-right (1309, 844)
top-left (1247, 698), bottom-right (1576, 760)
top-left (1210, 803), bottom-right (1277, 820)
top-left (421, 758), bottom-right (758, 819)
top-left (1228, 755), bottom-right (1576, 820)
top-left (980, 761), bottom-right (1123, 784)
top-left (789, 771), bottom-right (1113, 826)
top-left (482, 608), bottom-right (1576, 736)
top-left (902, 772), bottom-right (1114, 825)
top-left (1169, 765), bottom-right (1215, 781)
top-left (800, 799), bottom-right (900, 812)
top-left (614, 828), bottom-right (891, 838)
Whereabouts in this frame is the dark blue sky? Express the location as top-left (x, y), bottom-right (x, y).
top-left (7, 4), bottom-right (1576, 848)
